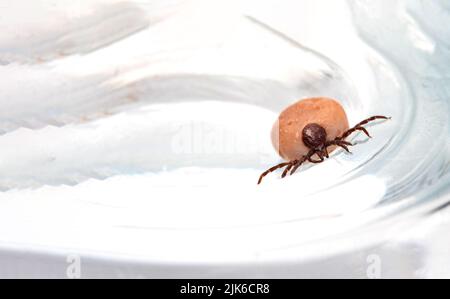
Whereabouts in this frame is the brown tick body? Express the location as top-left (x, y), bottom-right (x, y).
top-left (257, 115), bottom-right (390, 185)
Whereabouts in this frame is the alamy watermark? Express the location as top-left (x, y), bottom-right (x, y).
top-left (66, 254), bottom-right (82, 279)
top-left (366, 254), bottom-right (382, 279)
top-left (170, 121), bottom-right (272, 164)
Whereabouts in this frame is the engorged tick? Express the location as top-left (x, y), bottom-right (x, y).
top-left (257, 99), bottom-right (390, 184)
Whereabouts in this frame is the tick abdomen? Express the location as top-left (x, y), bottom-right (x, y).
top-left (271, 97), bottom-right (350, 161)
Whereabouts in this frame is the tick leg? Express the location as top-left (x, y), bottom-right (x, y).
top-left (291, 150), bottom-right (317, 176)
top-left (355, 115), bottom-right (390, 128)
top-left (340, 126), bottom-right (371, 140)
top-left (281, 162), bottom-right (295, 178)
top-left (339, 140), bottom-right (353, 146)
top-left (317, 151), bottom-right (326, 161)
top-left (258, 162), bottom-right (291, 185)
top-left (290, 157), bottom-right (307, 176)
top-left (338, 115), bottom-right (390, 140)
top-left (338, 143), bottom-right (352, 153)
top-left (308, 158), bottom-right (323, 164)
top-left (357, 126), bottom-right (371, 138)
top-left (326, 140), bottom-right (353, 154)
top-left (308, 151), bottom-right (325, 163)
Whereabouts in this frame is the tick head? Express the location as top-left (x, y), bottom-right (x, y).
top-left (302, 123), bottom-right (327, 150)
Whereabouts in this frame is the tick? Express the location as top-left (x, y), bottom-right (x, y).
top-left (258, 97), bottom-right (390, 184)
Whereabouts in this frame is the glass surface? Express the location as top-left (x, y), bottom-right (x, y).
top-left (0, 0), bottom-right (449, 268)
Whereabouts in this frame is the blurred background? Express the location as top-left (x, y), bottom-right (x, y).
top-left (0, 0), bottom-right (449, 278)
